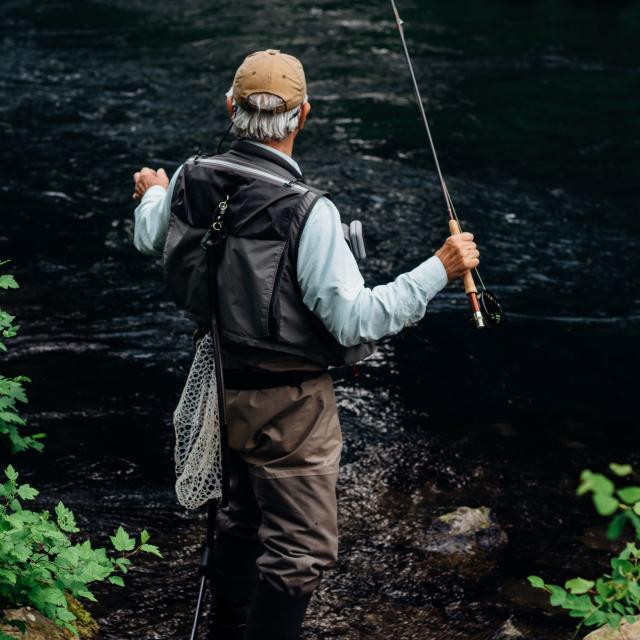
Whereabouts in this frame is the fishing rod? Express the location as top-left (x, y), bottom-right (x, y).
top-left (389, 0), bottom-right (503, 328)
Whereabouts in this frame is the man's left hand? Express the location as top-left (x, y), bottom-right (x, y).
top-left (133, 167), bottom-right (169, 200)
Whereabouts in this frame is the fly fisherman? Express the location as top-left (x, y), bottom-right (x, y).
top-left (132, 50), bottom-right (479, 640)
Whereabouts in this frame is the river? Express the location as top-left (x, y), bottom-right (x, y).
top-left (1, 0), bottom-right (639, 638)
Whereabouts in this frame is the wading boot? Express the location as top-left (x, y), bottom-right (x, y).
top-left (244, 579), bottom-right (312, 640)
top-left (210, 532), bottom-right (261, 639)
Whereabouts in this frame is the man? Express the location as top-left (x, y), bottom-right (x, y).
top-left (132, 49), bottom-right (479, 640)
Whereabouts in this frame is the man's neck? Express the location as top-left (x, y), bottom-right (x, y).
top-left (263, 136), bottom-right (295, 158)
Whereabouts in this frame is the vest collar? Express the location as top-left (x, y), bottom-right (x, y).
top-left (230, 140), bottom-right (303, 181)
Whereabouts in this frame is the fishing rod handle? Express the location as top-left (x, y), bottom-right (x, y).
top-left (448, 219), bottom-right (477, 295)
top-left (447, 219), bottom-right (485, 329)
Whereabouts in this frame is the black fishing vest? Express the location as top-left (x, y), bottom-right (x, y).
top-left (163, 141), bottom-right (376, 368)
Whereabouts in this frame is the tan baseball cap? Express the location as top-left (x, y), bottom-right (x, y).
top-left (233, 49), bottom-right (307, 114)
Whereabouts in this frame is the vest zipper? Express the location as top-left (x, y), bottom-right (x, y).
top-left (267, 237), bottom-right (289, 338)
top-left (194, 158), bottom-right (308, 194)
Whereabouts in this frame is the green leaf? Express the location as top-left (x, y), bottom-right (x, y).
top-left (578, 471), bottom-right (615, 497)
top-left (528, 575), bottom-right (545, 589)
top-left (634, 502), bottom-right (640, 517)
top-left (606, 612), bottom-right (623, 629)
top-left (17, 484), bottom-right (39, 500)
top-left (566, 593), bottom-right (593, 611)
top-left (548, 585), bottom-right (568, 607)
top-left (618, 487), bottom-right (640, 505)
top-left (77, 588), bottom-right (97, 602)
top-left (585, 610), bottom-right (608, 627)
top-left (565, 577), bottom-right (595, 594)
top-left (596, 578), bottom-right (613, 599)
top-left (628, 582), bottom-right (640, 599)
top-left (140, 529), bottom-right (150, 545)
top-left (608, 513), bottom-right (629, 540)
top-left (140, 543), bottom-right (163, 558)
top-left (0, 275), bottom-right (18, 290)
top-left (109, 575), bottom-right (125, 587)
top-left (0, 569), bottom-right (17, 585)
top-left (41, 587), bottom-right (66, 606)
top-left (55, 607), bottom-right (76, 623)
top-left (610, 463), bottom-right (633, 477)
top-left (611, 557), bottom-right (633, 574)
top-left (0, 411), bottom-right (26, 425)
top-left (55, 501), bottom-right (78, 533)
top-left (4, 465), bottom-right (18, 482)
top-left (115, 557), bottom-right (131, 573)
top-left (110, 526), bottom-right (135, 552)
top-left (594, 494), bottom-right (619, 516)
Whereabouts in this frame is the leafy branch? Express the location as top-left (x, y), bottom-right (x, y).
top-left (0, 262), bottom-right (45, 454)
top-left (0, 466), bottom-right (162, 637)
top-left (0, 262), bottom-right (163, 637)
top-left (529, 463), bottom-right (640, 635)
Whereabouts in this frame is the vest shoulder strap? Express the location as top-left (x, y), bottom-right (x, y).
top-left (186, 155), bottom-right (330, 200)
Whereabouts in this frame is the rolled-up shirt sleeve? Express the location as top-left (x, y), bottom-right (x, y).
top-left (133, 165), bottom-right (182, 256)
top-left (297, 197), bottom-right (448, 347)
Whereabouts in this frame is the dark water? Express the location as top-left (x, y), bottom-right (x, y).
top-left (1, 0), bottom-right (639, 638)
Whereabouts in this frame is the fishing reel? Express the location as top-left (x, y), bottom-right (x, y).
top-left (477, 289), bottom-right (504, 328)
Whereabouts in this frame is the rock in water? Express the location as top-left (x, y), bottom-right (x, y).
top-left (425, 506), bottom-right (508, 575)
top-left (492, 618), bottom-right (525, 639)
top-left (585, 620), bottom-right (640, 640)
top-left (1, 598), bottom-right (99, 639)
top-left (0, 607), bottom-right (69, 640)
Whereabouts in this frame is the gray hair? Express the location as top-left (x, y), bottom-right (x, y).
top-left (227, 89), bottom-right (305, 143)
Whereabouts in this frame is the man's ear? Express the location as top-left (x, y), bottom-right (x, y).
top-left (226, 95), bottom-right (235, 118)
top-left (297, 102), bottom-right (311, 131)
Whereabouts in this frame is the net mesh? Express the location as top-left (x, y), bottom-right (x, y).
top-left (173, 332), bottom-right (223, 510)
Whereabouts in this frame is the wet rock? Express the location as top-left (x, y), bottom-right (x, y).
top-left (1, 607), bottom-right (68, 639)
top-left (492, 618), bottom-right (525, 639)
top-left (416, 507), bottom-right (507, 578)
top-left (585, 620), bottom-right (640, 640)
top-left (427, 506), bottom-right (508, 554)
top-left (0, 597), bottom-right (99, 639)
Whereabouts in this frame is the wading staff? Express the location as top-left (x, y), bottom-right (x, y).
top-left (190, 500), bottom-right (217, 640)
top-left (389, 0), bottom-right (503, 328)
top-left (190, 244), bottom-right (230, 640)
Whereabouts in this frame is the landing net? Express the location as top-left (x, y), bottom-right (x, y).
top-left (173, 332), bottom-right (223, 510)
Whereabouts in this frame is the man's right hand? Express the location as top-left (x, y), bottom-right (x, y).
top-left (132, 167), bottom-right (169, 201)
top-left (435, 232), bottom-right (480, 283)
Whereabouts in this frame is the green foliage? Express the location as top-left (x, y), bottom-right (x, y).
top-left (0, 262), bottom-right (163, 636)
top-left (0, 466), bottom-right (162, 636)
top-left (0, 263), bottom-right (45, 453)
top-left (577, 468), bottom-right (640, 538)
top-left (529, 463), bottom-right (640, 635)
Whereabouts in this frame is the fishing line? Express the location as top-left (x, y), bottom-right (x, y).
top-left (390, 0), bottom-right (503, 325)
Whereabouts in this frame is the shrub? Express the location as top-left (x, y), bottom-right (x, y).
top-left (529, 463), bottom-right (640, 635)
top-left (0, 465), bottom-right (162, 638)
top-left (0, 263), bottom-right (162, 638)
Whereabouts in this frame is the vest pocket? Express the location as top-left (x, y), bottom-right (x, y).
top-left (218, 235), bottom-right (286, 339)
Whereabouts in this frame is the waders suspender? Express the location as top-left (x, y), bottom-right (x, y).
top-left (190, 203), bottom-right (231, 640)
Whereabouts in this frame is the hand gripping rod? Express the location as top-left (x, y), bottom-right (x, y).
top-left (390, 0), bottom-right (485, 328)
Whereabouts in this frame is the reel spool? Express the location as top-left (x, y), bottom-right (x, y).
top-left (478, 290), bottom-right (504, 328)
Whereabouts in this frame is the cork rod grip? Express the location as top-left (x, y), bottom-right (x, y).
top-left (448, 219), bottom-right (477, 295)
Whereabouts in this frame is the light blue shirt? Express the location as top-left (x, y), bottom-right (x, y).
top-left (133, 142), bottom-right (448, 348)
